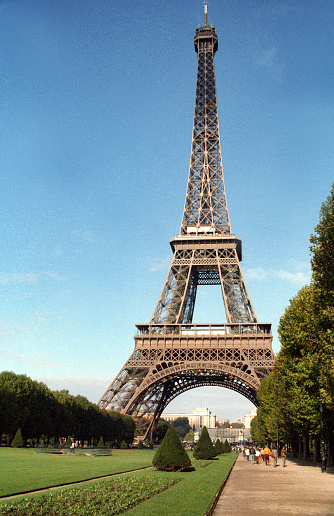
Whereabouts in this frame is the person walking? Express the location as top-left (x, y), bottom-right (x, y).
top-left (245, 447), bottom-right (250, 461)
top-left (271, 447), bottom-right (278, 467)
top-left (250, 446), bottom-right (256, 464)
top-left (263, 444), bottom-right (271, 465)
top-left (255, 447), bottom-right (261, 464)
top-left (281, 446), bottom-right (287, 467)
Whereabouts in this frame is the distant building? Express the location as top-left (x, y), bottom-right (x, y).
top-left (161, 406), bottom-right (216, 430)
top-left (208, 408), bottom-right (257, 444)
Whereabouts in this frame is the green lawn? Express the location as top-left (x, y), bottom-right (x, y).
top-left (0, 448), bottom-right (238, 515)
top-left (0, 448), bottom-right (153, 497)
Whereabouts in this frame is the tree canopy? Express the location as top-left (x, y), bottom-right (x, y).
top-left (0, 371), bottom-right (135, 447)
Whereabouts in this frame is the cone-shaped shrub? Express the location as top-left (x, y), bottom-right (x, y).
top-left (214, 438), bottom-right (223, 455)
top-left (152, 425), bottom-right (191, 471)
top-left (193, 426), bottom-right (216, 460)
top-left (98, 436), bottom-right (105, 448)
top-left (11, 428), bottom-right (24, 448)
top-left (222, 439), bottom-right (232, 453)
top-left (120, 439), bottom-right (127, 449)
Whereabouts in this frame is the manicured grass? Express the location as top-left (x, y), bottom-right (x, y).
top-left (0, 448), bottom-right (154, 497)
top-left (0, 449), bottom-right (237, 515)
top-left (0, 475), bottom-right (180, 515)
top-left (127, 454), bottom-right (237, 515)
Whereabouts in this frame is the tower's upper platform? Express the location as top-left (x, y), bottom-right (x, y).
top-left (194, 25), bottom-right (218, 54)
top-left (194, 3), bottom-right (218, 54)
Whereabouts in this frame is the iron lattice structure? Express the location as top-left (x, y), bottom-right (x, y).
top-left (99, 7), bottom-right (274, 438)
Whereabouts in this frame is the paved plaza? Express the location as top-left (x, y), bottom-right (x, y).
top-left (213, 452), bottom-right (334, 515)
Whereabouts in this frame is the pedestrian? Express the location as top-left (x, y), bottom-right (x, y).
top-left (263, 444), bottom-right (271, 465)
top-left (281, 446), bottom-right (287, 467)
top-left (70, 441), bottom-right (75, 454)
top-left (255, 447), bottom-right (261, 464)
top-left (245, 447), bottom-right (250, 461)
top-left (250, 446), bottom-right (256, 464)
top-left (260, 447), bottom-right (265, 461)
top-left (271, 447), bottom-right (278, 467)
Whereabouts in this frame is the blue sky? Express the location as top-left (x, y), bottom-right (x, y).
top-left (1, 0), bottom-right (333, 421)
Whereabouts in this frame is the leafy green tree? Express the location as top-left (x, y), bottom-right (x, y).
top-left (171, 417), bottom-right (191, 440)
top-left (0, 375), bottom-right (20, 443)
top-left (152, 425), bottom-right (191, 471)
top-left (0, 372), bottom-right (54, 444)
top-left (184, 431), bottom-right (194, 442)
top-left (310, 182), bottom-right (334, 408)
top-left (193, 426), bottom-right (216, 460)
top-left (155, 419), bottom-right (169, 442)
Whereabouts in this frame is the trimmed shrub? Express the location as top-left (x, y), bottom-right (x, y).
top-left (214, 438), bottom-right (223, 455)
top-left (98, 436), bottom-right (105, 448)
top-left (193, 426), bottom-right (216, 460)
top-left (152, 425), bottom-right (191, 471)
top-left (11, 428), bottom-right (24, 448)
top-left (222, 439), bottom-right (232, 453)
top-left (120, 439), bottom-right (127, 449)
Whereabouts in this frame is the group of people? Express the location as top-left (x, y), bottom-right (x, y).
top-left (243, 445), bottom-right (287, 467)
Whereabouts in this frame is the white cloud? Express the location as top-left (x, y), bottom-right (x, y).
top-left (252, 44), bottom-right (284, 81)
top-left (0, 271), bottom-right (67, 284)
top-left (72, 230), bottom-right (102, 243)
top-left (149, 256), bottom-right (171, 272)
top-left (245, 266), bottom-right (311, 284)
top-left (34, 376), bottom-right (112, 403)
top-left (0, 272), bottom-right (38, 284)
top-left (0, 347), bottom-right (65, 369)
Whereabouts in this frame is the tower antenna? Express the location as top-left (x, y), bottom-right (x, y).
top-left (203, 1), bottom-right (208, 26)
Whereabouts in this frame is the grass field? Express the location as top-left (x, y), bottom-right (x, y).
top-left (0, 448), bottom-right (153, 497)
top-left (0, 448), bottom-right (238, 515)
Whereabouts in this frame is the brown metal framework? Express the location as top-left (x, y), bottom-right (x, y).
top-left (98, 7), bottom-right (274, 438)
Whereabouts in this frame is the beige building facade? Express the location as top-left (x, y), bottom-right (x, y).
top-left (161, 406), bottom-right (216, 430)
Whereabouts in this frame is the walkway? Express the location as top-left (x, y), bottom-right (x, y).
top-left (213, 453), bottom-right (334, 516)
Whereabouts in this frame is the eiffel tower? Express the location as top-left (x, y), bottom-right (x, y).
top-left (99, 4), bottom-right (274, 438)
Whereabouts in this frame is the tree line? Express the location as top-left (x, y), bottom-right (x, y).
top-left (251, 183), bottom-right (334, 464)
top-left (0, 371), bottom-right (135, 447)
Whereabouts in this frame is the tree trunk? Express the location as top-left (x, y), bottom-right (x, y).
top-left (298, 436), bottom-right (302, 459)
top-left (313, 438), bottom-right (319, 462)
top-left (327, 424), bottom-right (334, 467)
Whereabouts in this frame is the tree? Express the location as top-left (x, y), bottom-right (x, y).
top-left (155, 419), bottom-right (169, 442)
top-left (310, 182), bottom-right (334, 408)
top-left (171, 417), bottom-right (191, 440)
top-left (193, 426), bottom-right (216, 460)
top-left (231, 423), bottom-right (244, 429)
top-left (184, 431), bottom-right (195, 442)
top-left (152, 426), bottom-right (191, 471)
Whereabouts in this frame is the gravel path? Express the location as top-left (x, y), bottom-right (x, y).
top-left (213, 453), bottom-right (334, 515)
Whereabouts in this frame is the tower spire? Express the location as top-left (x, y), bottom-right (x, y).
top-left (203, 1), bottom-right (208, 26)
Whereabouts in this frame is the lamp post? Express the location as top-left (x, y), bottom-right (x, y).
top-left (312, 333), bottom-right (326, 473)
